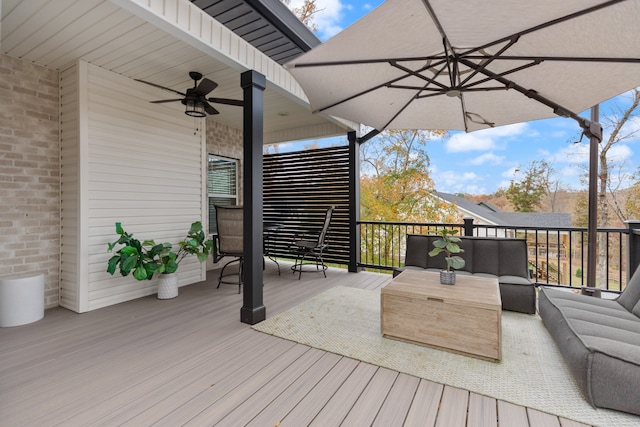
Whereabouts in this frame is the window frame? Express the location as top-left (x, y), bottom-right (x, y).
top-left (207, 154), bottom-right (239, 234)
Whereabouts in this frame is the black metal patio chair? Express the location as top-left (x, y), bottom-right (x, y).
top-left (290, 206), bottom-right (335, 279)
top-left (213, 205), bottom-right (243, 293)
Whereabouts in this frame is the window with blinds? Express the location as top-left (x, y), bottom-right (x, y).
top-left (208, 155), bottom-right (238, 233)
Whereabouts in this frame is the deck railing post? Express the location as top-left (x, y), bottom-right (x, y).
top-left (627, 219), bottom-right (640, 282)
top-left (463, 217), bottom-right (474, 237)
top-left (348, 131), bottom-right (361, 272)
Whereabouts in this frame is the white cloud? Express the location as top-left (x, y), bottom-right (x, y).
top-left (469, 153), bottom-right (505, 165)
top-left (607, 144), bottom-right (634, 163)
top-left (435, 170), bottom-right (485, 194)
top-left (549, 142), bottom-right (633, 166)
top-left (551, 143), bottom-right (589, 164)
top-left (445, 123), bottom-right (529, 153)
top-left (286, 0), bottom-right (347, 40)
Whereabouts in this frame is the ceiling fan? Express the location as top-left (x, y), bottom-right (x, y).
top-left (135, 71), bottom-right (243, 117)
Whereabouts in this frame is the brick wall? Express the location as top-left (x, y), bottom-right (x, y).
top-left (206, 119), bottom-right (243, 204)
top-left (0, 54), bottom-right (60, 308)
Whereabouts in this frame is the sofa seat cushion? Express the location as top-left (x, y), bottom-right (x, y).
top-left (574, 321), bottom-right (640, 362)
top-left (498, 275), bottom-right (532, 286)
top-left (472, 272), bottom-right (497, 280)
top-left (539, 286), bottom-right (640, 416)
top-left (545, 290), bottom-right (634, 318)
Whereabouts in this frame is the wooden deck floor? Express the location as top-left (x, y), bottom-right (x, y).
top-left (0, 263), bottom-right (590, 427)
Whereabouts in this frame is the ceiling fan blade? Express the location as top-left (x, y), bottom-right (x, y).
top-left (204, 102), bottom-right (219, 115)
top-left (135, 79), bottom-right (185, 97)
top-left (208, 97), bottom-right (244, 107)
top-left (150, 99), bottom-right (183, 104)
top-left (196, 78), bottom-right (218, 96)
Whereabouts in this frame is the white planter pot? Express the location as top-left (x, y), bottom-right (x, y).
top-left (157, 273), bottom-right (178, 299)
top-left (0, 274), bottom-right (45, 327)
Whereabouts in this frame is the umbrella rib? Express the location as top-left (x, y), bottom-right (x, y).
top-left (416, 87), bottom-right (506, 99)
top-left (458, 0), bottom-right (627, 58)
top-left (457, 57), bottom-right (584, 124)
top-left (390, 61), bottom-right (450, 90)
top-left (464, 55), bottom-right (640, 64)
top-left (381, 64), bottom-right (450, 130)
top-left (459, 38), bottom-right (519, 87)
top-left (423, 0), bottom-right (472, 131)
top-left (315, 69), bottom-right (426, 113)
top-left (463, 60), bottom-right (543, 90)
top-left (288, 56), bottom-right (445, 68)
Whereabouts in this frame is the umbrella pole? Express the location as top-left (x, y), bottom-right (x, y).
top-left (586, 106), bottom-right (601, 288)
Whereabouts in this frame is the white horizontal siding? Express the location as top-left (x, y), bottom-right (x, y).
top-left (59, 61), bottom-right (206, 312)
top-left (86, 62), bottom-right (206, 310)
top-left (59, 63), bottom-right (83, 312)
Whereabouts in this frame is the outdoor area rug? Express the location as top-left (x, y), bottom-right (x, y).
top-left (252, 286), bottom-right (640, 427)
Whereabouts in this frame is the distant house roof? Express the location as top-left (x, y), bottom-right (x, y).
top-left (436, 192), bottom-right (573, 228)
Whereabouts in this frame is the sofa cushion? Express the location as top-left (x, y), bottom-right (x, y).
top-left (404, 234), bottom-right (430, 269)
top-left (472, 239), bottom-right (499, 275)
top-left (498, 275), bottom-right (532, 286)
top-left (544, 289), bottom-right (634, 319)
top-left (617, 266), bottom-right (640, 312)
top-left (456, 238), bottom-right (474, 272)
top-left (498, 239), bottom-right (529, 277)
top-left (499, 282), bottom-right (536, 314)
top-left (633, 299), bottom-right (640, 318)
top-left (539, 286), bottom-right (640, 415)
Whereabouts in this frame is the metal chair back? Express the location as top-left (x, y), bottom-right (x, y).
top-left (215, 205), bottom-right (243, 256)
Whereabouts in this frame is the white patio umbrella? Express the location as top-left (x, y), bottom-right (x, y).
top-left (285, 0), bottom-right (640, 287)
top-left (286, 0), bottom-right (640, 134)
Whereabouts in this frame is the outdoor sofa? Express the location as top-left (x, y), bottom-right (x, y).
top-left (393, 234), bottom-right (536, 314)
top-left (538, 267), bottom-right (640, 416)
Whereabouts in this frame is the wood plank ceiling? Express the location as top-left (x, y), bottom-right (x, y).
top-left (191, 0), bottom-right (320, 65)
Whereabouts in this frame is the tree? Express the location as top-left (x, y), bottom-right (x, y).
top-left (280, 0), bottom-right (319, 31)
top-left (595, 88), bottom-right (640, 287)
top-left (625, 167), bottom-right (640, 219)
top-left (541, 161), bottom-right (562, 212)
top-left (504, 160), bottom-right (552, 212)
top-left (360, 130), bottom-right (458, 268)
top-left (573, 191), bottom-right (589, 227)
top-left (598, 88), bottom-right (640, 225)
top-left (360, 129), bottom-right (457, 223)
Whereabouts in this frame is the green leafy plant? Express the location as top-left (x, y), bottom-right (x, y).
top-left (107, 221), bottom-right (213, 281)
top-left (428, 228), bottom-right (465, 272)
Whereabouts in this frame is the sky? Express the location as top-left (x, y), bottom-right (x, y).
top-left (280, 0), bottom-right (640, 195)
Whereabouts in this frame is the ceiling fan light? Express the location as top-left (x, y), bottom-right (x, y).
top-left (185, 99), bottom-right (206, 117)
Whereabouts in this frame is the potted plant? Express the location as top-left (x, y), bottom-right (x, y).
top-left (428, 228), bottom-right (465, 285)
top-left (107, 221), bottom-right (213, 299)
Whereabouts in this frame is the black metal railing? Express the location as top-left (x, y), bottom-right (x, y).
top-left (358, 219), bottom-right (632, 292)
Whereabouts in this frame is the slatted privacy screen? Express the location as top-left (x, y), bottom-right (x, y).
top-left (263, 146), bottom-right (351, 266)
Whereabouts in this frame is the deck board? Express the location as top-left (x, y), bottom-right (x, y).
top-left (498, 400), bottom-right (530, 427)
top-left (340, 367), bottom-right (399, 426)
top-left (468, 393), bottom-right (498, 427)
top-left (436, 386), bottom-right (469, 427)
top-left (372, 373), bottom-right (420, 426)
top-left (0, 263), bottom-right (594, 426)
top-left (404, 380), bottom-right (444, 426)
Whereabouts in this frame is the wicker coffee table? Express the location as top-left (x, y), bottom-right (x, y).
top-left (381, 269), bottom-right (502, 361)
